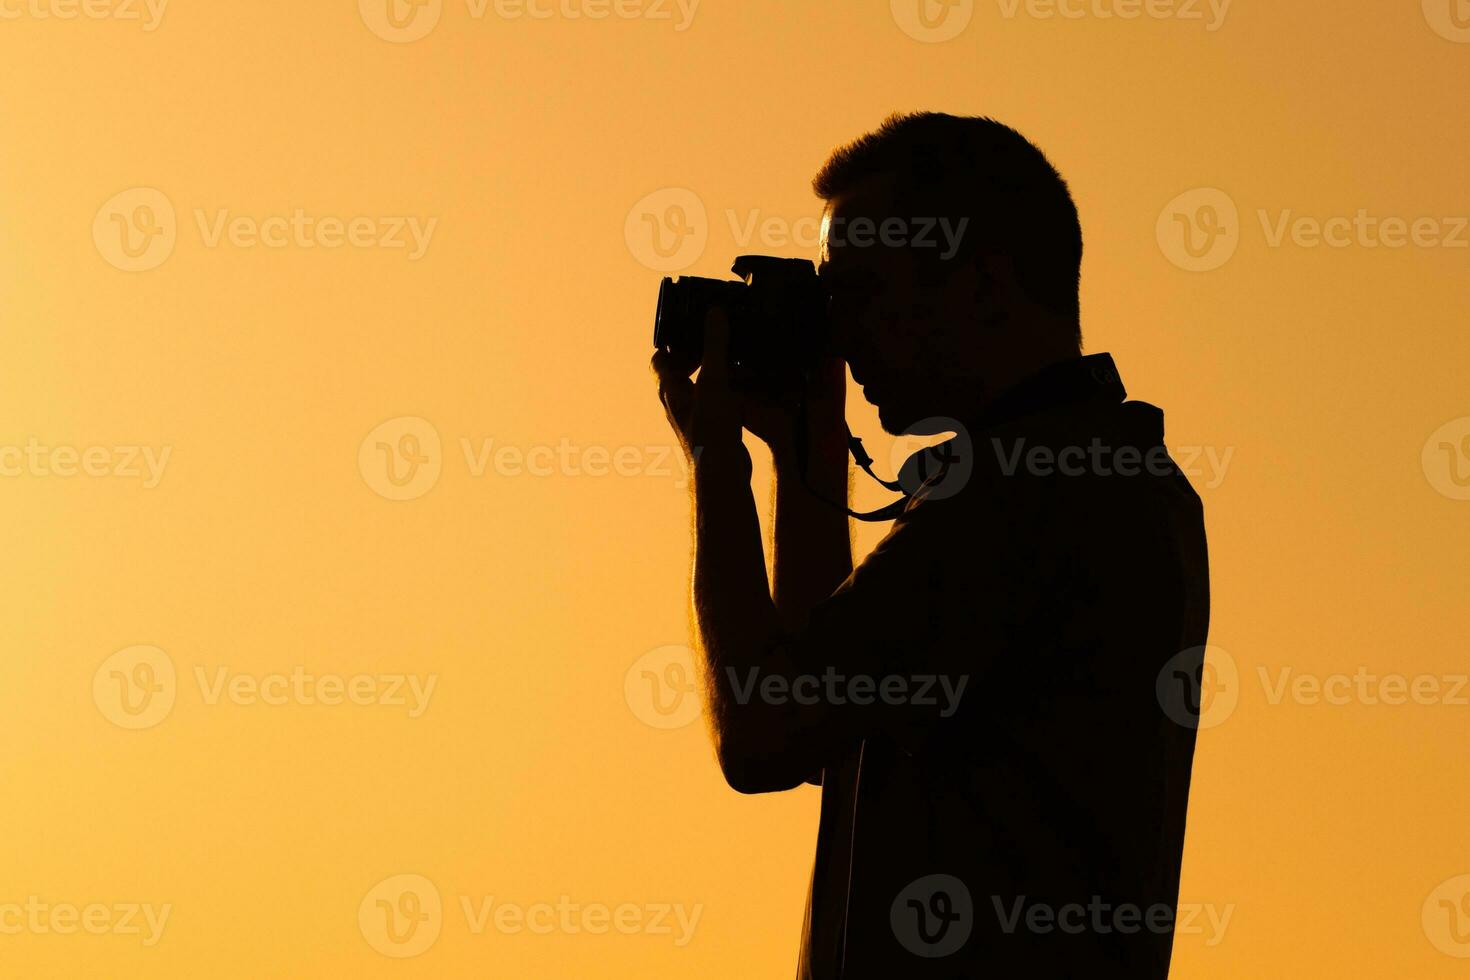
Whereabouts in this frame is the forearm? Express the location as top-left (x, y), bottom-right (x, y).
top-left (690, 443), bottom-right (783, 722)
top-left (654, 313), bottom-right (840, 792)
top-left (771, 440), bottom-right (852, 631)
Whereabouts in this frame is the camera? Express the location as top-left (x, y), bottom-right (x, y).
top-left (652, 255), bottom-right (829, 391)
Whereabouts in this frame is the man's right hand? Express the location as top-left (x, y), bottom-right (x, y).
top-left (742, 353), bottom-right (850, 469)
top-left (651, 309), bottom-right (745, 467)
top-left (652, 310), bottom-right (850, 472)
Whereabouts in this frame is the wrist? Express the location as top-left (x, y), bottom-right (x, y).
top-left (775, 449), bottom-right (848, 503)
top-left (693, 440), bottom-right (753, 481)
top-left (772, 436), bottom-right (848, 476)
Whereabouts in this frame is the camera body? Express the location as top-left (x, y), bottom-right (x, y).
top-left (653, 255), bottom-right (829, 391)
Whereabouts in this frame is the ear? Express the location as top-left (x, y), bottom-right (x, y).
top-left (973, 251), bottom-right (1019, 298)
top-left (969, 251), bottom-right (1019, 328)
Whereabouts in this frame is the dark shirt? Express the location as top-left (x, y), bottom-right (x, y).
top-left (795, 353), bottom-right (1210, 978)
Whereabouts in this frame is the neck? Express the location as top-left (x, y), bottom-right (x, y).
top-left (966, 330), bottom-right (1079, 417)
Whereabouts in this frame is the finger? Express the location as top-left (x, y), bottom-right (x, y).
top-left (697, 308), bottom-right (732, 389)
top-left (651, 348), bottom-right (700, 385)
top-left (807, 354), bottom-right (847, 398)
top-left (659, 374), bottom-right (695, 430)
top-left (744, 385), bottom-right (800, 415)
top-left (652, 350), bottom-right (697, 431)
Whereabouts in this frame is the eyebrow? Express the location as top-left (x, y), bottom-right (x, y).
top-left (819, 266), bottom-right (878, 293)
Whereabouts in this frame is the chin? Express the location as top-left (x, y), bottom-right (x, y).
top-left (877, 399), bottom-right (943, 436)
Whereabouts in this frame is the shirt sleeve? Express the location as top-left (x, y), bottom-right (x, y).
top-left (785, 491), bottom-right (1005, 756)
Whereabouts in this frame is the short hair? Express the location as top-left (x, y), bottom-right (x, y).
top-left (812, 112), bottom-right (1083, 335)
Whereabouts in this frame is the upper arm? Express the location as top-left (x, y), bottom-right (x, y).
top-left (715, 500), bottom-right (979, 792)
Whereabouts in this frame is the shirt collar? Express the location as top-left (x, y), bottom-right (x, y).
top-left (968, 352), bottom-right (1127, 432)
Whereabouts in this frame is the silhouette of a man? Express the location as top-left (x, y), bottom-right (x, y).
top-left (653, 112), bottom-right (1210, 978)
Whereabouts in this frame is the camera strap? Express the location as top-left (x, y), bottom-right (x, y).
top-left (794, 399), bottom-right (913, 523)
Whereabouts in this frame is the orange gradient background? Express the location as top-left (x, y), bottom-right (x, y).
top-left (1, 0), bottom-right (1468, 976)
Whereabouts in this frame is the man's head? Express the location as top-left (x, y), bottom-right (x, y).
top-left (813, 112), bottom-right (1083, 434)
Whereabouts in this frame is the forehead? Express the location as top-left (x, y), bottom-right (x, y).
top-left (825, 171), bottom-right (900, 222)
top-left (818, 173), bottom-right (907, 275)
